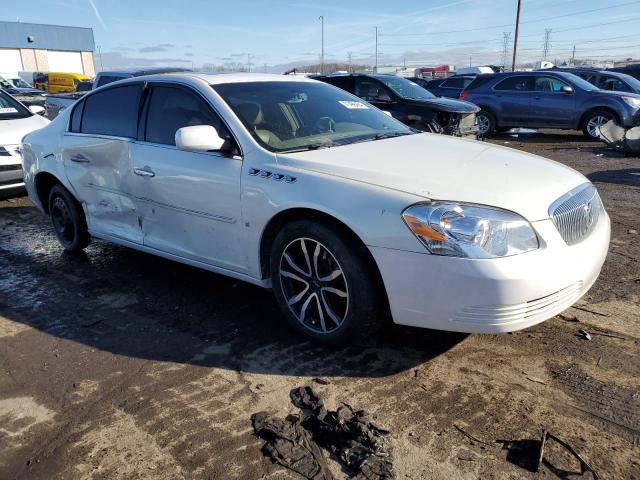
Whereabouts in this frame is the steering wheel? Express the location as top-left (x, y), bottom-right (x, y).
top-left (314, 116), bottom-right (336, 134)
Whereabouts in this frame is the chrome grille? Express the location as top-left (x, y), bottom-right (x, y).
top-left (549, 184), bottom-right (602, 245)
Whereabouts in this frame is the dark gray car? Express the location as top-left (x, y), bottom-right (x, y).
top-left (460, 71), bottom-right (640, 138)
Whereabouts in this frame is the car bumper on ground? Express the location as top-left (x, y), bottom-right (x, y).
top-left (370, 210), bottom-right (610, 333)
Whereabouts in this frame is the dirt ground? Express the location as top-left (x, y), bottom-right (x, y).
top-left (0, 130), bottom-right (638, 480)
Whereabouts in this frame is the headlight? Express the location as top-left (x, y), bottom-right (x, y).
top-left (621, 96), bottom-right (640, 109)
top-left (402, 202), bottom-right (539, 258)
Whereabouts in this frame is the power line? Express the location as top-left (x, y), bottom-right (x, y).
top-left (378, 1), bottom-right (640, 37)
top-left (501, 32), bottom-right (511, 69)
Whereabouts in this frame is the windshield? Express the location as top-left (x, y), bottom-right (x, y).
top-left (373, 75), bottom-right (436, 100)
top-left (555, 72), bottom-right (599, 91)
top-left (10, 78), bottom-right (32, 89)
top-left (0, 91), bottom-right (31, 120)
top-left (212, 81), bottom-right (413, 153)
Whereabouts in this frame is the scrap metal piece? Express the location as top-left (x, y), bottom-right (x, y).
top-left (596, 120), bottom-right (640, 154)
top-left (537, 430), bottom-right (600, 480)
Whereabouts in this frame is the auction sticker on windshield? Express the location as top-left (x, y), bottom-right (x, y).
top-left (0, 108), bottom-right (19, 114)
top-left (339, 100), bottom-right (369, 109)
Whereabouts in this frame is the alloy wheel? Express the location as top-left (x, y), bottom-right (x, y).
top-left (477, 114), bottom-right (491, 135)
top-left (586, 115), bottom-right (609, 138)
top-left (279, 238), bottom-right (349, 334)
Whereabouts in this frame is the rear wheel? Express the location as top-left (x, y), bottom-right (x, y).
top-left (270, 220), bottom-right (383, 346)
top-left (48, 184), bottom-right (90, 252)
top-left (476, 110), bottom-right (496, 136)
top-left (582, 109), bottom-right (614, 139)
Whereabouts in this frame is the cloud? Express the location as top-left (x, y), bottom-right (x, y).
top-left (185, 52), bottom-right (194, 57)
top-left (99, 51), bottom-right (191, 69)
top-left (139, 43), bottom-right (175, 53)
top-left (88, 0), bottom-right (108, 31)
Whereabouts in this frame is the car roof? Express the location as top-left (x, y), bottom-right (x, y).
top-left (103, 72), bottom-right (318, 86)
top-left (98, 67), bottom-right (191, 77)
top-left (0, 72), bottom-right (19, 78)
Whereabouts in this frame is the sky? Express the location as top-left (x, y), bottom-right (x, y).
top-left (4, 0), bottom-right (640, 71)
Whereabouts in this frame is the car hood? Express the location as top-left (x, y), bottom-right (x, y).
top-left (276, 134), bottom-right (588, 221)
top-left (0, 114), bottom-right (50, 145)
top-left (403, 97), bottom-right (480, 113)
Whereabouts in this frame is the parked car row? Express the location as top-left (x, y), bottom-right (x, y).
top-left (20, 72), bottom-right (610, 345)
top-left (458, 71), bottom-right (640, 138)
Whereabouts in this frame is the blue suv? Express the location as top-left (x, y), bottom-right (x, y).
top-left (460, 71), bottom-right (640, 138)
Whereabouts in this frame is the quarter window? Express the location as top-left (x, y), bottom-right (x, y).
top-left (494, 76), bottom-right (532, 91)
top-left (80, 85), bottom-right (142, 138)
top-left (144, 86), bottom-right (228, 146)
top-left (534, 77), bottom-right (569, 92)
top-left (96, 75), bottom-right (124, 88)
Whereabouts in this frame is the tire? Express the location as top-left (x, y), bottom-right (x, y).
top-left (476, 110), bottom-right (496, 137)
top-left (48, 184), bottom-right (90, 252)
top-left (270, 220), bottom-right (384, 346)
top-left (582, 109), bottom-right (615, 140)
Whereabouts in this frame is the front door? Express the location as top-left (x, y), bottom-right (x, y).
top-left (62, 83), bottom-right (144, 243)
top-left (530, 76), bottom-right (576, 128)
top-left (129, 84), bottom-right (245, 273)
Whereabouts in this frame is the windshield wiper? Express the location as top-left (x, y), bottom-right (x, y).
top-left (372, 131), bottom-right (413, 140)
top-left (278, 142), bottom-right (335, 153)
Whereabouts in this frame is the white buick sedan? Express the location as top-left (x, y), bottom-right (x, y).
top-left (21, 73), bottom-right (610, 345)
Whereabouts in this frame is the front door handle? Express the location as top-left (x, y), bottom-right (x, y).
top-left (70, 154), bottom-right (89, 163)
top-left (134, 167), bottom-right (155, 178)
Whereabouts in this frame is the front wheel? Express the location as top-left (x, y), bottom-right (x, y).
top-left (476, 110), bottom-right (496, 137)
top-left (582, 110), bottom-right (614, 140)
top-left (270, 220), bottom-right (384, 346)
top-left (48, 184), bottom-right (90, 252)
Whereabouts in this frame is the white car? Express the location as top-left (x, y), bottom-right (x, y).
top-left (1, 90), bottom-right (48, 198)
top-left (21, 73), bottom-right (610, 345)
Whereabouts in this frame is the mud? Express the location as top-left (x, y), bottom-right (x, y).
top-left (0, 130), bottom-right (638, 479)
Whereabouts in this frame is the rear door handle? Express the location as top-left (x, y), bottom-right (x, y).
top-left (70, 154), bottom-right (89, 163)
top-left (134, 167), bottom-right (155, 178)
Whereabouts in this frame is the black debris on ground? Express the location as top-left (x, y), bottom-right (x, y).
top-left (252, 386), bottom-right (393, 479)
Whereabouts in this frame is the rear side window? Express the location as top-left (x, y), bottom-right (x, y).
top-left (144, 86), bottom-right (228, 146)
top-left (70, 100), bottom-right (84, 132)
top-left (81, 85), bottom-right (142, 137)
top-left (96, 75), bottom-right (125, 88)
top-left (464, 75), bottom-right (495, 91)
top-left (321, 76), bottom-right (353, 92)
top-left (494, 76), bottom-right (532, 91)
top-left (441, 77), bottom-right (467, 88)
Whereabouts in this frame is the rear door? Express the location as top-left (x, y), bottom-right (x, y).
top-left (128, 83), bottom-right (245, 272)
top-left (530, 75), bottom-right (576, 128)
top-left (62, 83), bottom-right (144, 243)
top-left (492, 76), bottom-right (534, 126)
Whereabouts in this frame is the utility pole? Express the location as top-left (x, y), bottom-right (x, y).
top-left (542, 28), bottom-right (552, 61)
top-left (319, 16), bottom-right (324, 74)
top-left (374, 26), bottom-right (378, 73)
top-left (501, 32), bottom-right (511, 70)
top-left (571, 45), bottom-right (576, 65)
top-left (347, 52), bottom-right (353, 73)
top-left (469, 55), bottom-right (472, 67)
top-left (246, 53), bottom-right (252, 72)
top-left (97, 45), bottom-right (103, 72)
top-left (511, 0), bottom-right (522, 71)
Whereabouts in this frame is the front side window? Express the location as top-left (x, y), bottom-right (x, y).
top-left (81, 84), bottom-right (142, 137)
top-left (212, 81), bottom-right (412, 153)
top-left (144, 86), bottom-right (228, 145)
top-left (354, 78), bottom-right (392, 102)
top-left (534, 76), bottom-right (569, 92)
top-left (0, 91), bottom-right (31, 120)
top-left (494, 76), bottom-right (532, 91)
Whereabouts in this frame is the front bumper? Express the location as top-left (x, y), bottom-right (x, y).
top-left (370, 210), bottom-right (610, 333)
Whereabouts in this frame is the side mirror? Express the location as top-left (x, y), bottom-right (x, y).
top-left (560, 85), bottom-right (573, 94)
top-left (29, 105), bottom-right (45, 115)
top-left (175, 125), bottom-right (226, 152)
